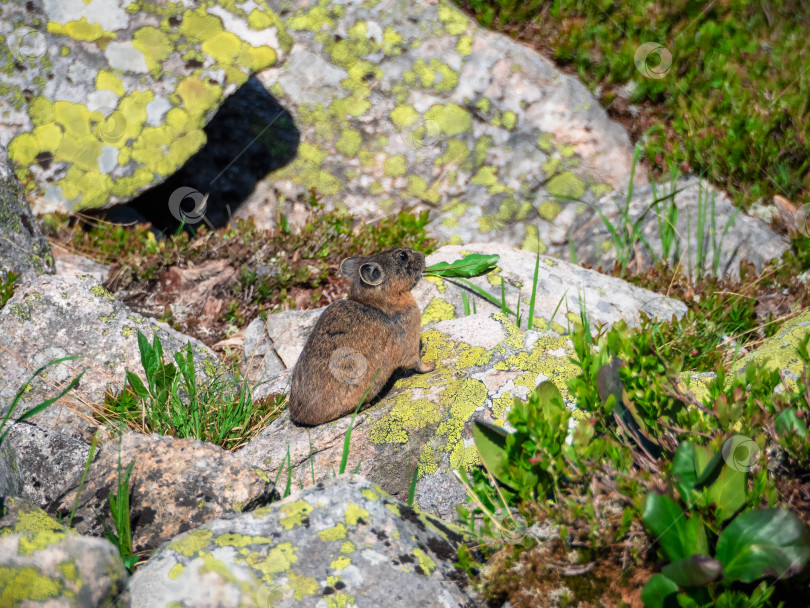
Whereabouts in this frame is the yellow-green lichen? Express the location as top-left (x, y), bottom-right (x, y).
top-left (278, 500), bottom-right (314, 531)
top-left (412, 547), bottom-right (437, 576)
top-left (317, 523), bottom-right (347, 542)
top-left (421, 297), bottom-right (456, 326)
top-left (287, 570), bottom-right (319, 600)
top-left (330, 556), bottom-right (351, 570)
top-left (340, 541), bottom-right (356, 553)
top-left (169, 529), bottom-right (213, 557)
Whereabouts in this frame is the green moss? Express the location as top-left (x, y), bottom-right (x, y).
top-left (336, 128), bottom-right (363, 157)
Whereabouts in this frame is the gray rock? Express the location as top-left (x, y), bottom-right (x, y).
top-left (0, 273), bottom-right (223, 504)
top-left (1, 0), bottom-right (291, 211)
top-left (0, 496), bottom-right (129, 607)
top-left (0, 147), bottom-right (54, 280)
top-left (238, 0), bottom-right (643, 252)
top-left (1, 423), bottom-right (90, 506)
top-left (48, 433), bottom-right (275, 555)
top-left (239, 311), bottom-right (586, 520)
top-left (571, 176), bottom-right (790, 278)
top-left (127, 475), bottom-right (481, 608)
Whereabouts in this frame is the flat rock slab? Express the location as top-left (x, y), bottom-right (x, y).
top-left (47, 433), bottom-right (274, 557)
top-left (0, 273), bottom-right (223, 505)
top-left (571, 176), bottom-right (790, 277)
top-left (128, 475), bottom-right (479, 608)
top-left (0, 496), bottom-right (128, 607)
top-left (239, 0), bottom-right (642, 252)
top-left (1, 0), bottom-right (290, 211)
top-left (239, 312), bottom-right (586, 520)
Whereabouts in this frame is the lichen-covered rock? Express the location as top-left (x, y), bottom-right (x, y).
top-left (47, 433), bottom-right (275, 556)
top-left (1, 0), bottom-right (290, 211)
top-left (240, 311), bottom-right (586, 520)
top-left (243, 243), bottom-right (687, 381)
top-left (127, 475), bottom-right (480, 608)
top-left (0, 496), bottom-right (129, 607)
top-left (684, 310), bottom-right (810, 404)
top-left (237, 0), bottom-right (642, 252)
top-left (0, 146), bottom-right (53, 280)
top-left (0, 273), bottom-right (223, 504)
top-left (571, 176), bottom-right (790, 277)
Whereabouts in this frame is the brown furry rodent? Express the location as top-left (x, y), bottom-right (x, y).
top-left (288, 247), bottom-right (435, 426)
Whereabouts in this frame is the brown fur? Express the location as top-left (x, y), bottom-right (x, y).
top-left (288, 247), bottom-right (435, 426)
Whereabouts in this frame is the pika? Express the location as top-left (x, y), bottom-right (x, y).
top-left (288, 247), bottom-right (435, 426)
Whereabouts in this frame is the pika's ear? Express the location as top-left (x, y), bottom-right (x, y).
top-left (359, 262), bottom-right (384, 286)
top-left (340, 257), bottom-right (361, 278)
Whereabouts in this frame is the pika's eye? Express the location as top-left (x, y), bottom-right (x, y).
top-left (398, 251), bottom-right (408, 261)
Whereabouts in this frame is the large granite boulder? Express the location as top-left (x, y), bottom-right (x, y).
top-left (0, 273), bottom-right (223, 505)
top-left (1, 0), bottom-right (290, 211)
top-left (0, 147), bottom-right (53, 280)
top-left (127, 475), bottom-right (480, 608)
top-left (48, 433), bottom-right (275, 556)
top-left (0, 496), bottom-right (129, 607)
top-left (237, 0), bottom-right (643, 253)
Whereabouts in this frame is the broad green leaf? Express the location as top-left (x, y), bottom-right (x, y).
top-left (472, 419), bottom-right (510, 483)
top-left (424, 254), bottom-right (499, 278)
top-left (642, 493), bottom-right (703, 562)
top-left (640, 574), bottom-right (679, 608)
top-left (693, 444), bottom-right (723, 488)
top-left (137, 330), bottom-right (158, 378)
top-left (708, 461), bottom-right (746, 523)
top-left (715, 509), bottom-right (810, 583)
top-left (775, 409), bottom-right (807, 438)
top-left (535, 380), bottom-right (564, 409)
top-left (716, 508), bottom-right (810, 583)
top-left (671, 441), bottom-right (697, 504)
top-left (125, 371), bottom-right (149, 400)
top-left (661, 555), bottom-right (722, 587)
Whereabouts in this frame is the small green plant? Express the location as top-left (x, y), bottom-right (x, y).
top-left (101, 331), bottom-right (276, 449)
top-left (0, 271), bottom-right (18, 308)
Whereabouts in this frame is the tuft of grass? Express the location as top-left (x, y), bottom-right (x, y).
top-left (98, 330), bottom-right (283, 450)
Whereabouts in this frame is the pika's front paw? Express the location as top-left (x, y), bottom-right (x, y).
top-left (416, 360), bottom-right (436, 373)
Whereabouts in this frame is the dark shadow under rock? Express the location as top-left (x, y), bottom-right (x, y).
top-left (95, 77), bottom-right (299, 235)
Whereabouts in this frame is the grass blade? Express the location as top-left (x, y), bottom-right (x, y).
top-left (339, 370), bottom-right (381, 475)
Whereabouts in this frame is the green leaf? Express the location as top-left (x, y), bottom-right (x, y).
top-left (716, 508), bottom-right (810, 583)
top-left (661, 555), bottom-right (722, 587)
top-left (136, 330), bottom-right (158, 378)
top-left (424, 254), bottom-right (499, 278)
top-left (125, 371), bottom-right (149, 400)
top-left (472, 419), bottom-right (510, 483)
top-left (708, 460), bottom-right (746, 523)
top-left (642, 493), bottom-right (705, 562)
top-left (640, 574), bottom-right (679, 608)
top-left (775, 409), bottom-right (807, 438)
top-left (671, 441), bottom-right (698, 504)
